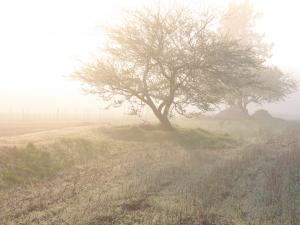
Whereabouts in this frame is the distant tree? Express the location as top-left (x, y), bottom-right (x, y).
top-left (225, 66), bottom-right (297, 113)
top-left (74, 7), bottom-right (264, 130)
top-left (219, 0), bottom-right (270, 57)
top-left (219, 1), bottom-right (297, 113)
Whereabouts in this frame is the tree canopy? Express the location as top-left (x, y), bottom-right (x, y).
top-left (219, 1), bottom-right (297, 113)
top-left (74, 6), bottom-right (282, 129)
top-left (225, 66), bottom-right (297, 112)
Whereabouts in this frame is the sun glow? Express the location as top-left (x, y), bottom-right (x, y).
top-left (0, 0), bottom-right (299, 115)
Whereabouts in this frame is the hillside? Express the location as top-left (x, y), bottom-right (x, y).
top-left (0, 119), bottom-right (299, 225)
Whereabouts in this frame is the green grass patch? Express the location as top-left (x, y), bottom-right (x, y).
top-left (173, 128), bottom-right (237, 150)
top-left (51, 137), bottom-right (110, 164)
top-left (101, 126), bottom-right (148, 142)
top-left (0, 143), bottom-right (62, 188)
top-left (100, 125), bottom-right (237, 150)
top-left (0, 135), bottom-right (111, 189)
top-left (0, 124), bottom-right (237, 189)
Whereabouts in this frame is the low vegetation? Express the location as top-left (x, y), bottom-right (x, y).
top-left (101, 125), bottom-right (237, 149)
top-left (0, 119), bottom-right (299, 225)
top-left (0, 143), bottom-right (62, 188)
top-left (0, 124), bottom-right (236, 188)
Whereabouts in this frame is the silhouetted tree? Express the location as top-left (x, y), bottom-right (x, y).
top-left (219, 1), bottom-right (297, 113)
top-left (75, 7), bottom-right (264, 129)
top-left (226, 66), bottom-right (297, 113)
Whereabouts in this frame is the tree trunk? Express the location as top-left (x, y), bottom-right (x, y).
top-left (146, 99), bottom-right (174, 131)
top-left (157, 115), bottom-right (174, 131)
top-left (238, 103), bottom-right (248, 115)
top-left (237, 98), bottom-right (249, 115)
top-left (149, 106), bottom-right (174, 131)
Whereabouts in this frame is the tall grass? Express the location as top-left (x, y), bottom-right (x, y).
top-left (0, 122), bottom-right (299, 225)
top-left (0, 143), bottom-right (62, 188)
top-left (101, 125), bottom-right (237, 149)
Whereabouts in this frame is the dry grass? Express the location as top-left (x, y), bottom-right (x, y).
top-left (0, 120), bottom-right (299, 225)
top-left (0, 143), bottom-right (62, 188)
top-left (0, 122), bottom-right (93, 137)
top-left (101, 125), bottom-right (237, 149)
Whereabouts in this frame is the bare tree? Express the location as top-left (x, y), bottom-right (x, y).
top-left (75, 6), bottom-right (264, 130)
top-left (219, 1), bottom-right (297, 114)
top-left (226, 66), bottom-right (297, 113)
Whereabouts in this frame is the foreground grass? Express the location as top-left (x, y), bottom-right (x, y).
top-left (0, 143), bottom-right (61, 188)
top-left (0, 121), bottom-right (299, 225)
top-left (0, 137), bottom-right (110, 189)
top-left (0, 125), bottom-right (237, 189)
top-left (101, 125), bottom-right (237, 149)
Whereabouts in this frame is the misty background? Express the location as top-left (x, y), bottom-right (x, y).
top-left (0, 0), bottom-right (299, 120)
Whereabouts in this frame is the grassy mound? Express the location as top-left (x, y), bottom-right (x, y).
top-left (0, 143), bottom-right (62, 188)
top-left (0, 125), bottom-right (236, 188)
top-left (252, 109), bottom-right (273, 120)
top-left (0, 137), bottom-right (109, 189)
top-left (101, 125), bottom-right (237, 149)
top-left (215, 106), bottom-right (249, 120)
top-left (174, 128), bottom-right (236, 149)
top-left (0, 122), bottom-right (299, 225)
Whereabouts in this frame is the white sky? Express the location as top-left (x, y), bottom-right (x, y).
top-left (0, 0), bottom-right (299, 116)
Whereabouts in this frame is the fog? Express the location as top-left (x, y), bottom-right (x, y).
top-left (0, 0), bottom-right (299, 118)
top-left (1, 2), bottom-right (300, 224)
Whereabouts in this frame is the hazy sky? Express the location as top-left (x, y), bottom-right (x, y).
top-left (0, 0), bottom-right (299, 116)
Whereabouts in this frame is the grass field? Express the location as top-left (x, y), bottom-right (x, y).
top-left (0, 118), bottom-right (299, 225)
top-left (0, 121), bottom-right (97, 137)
